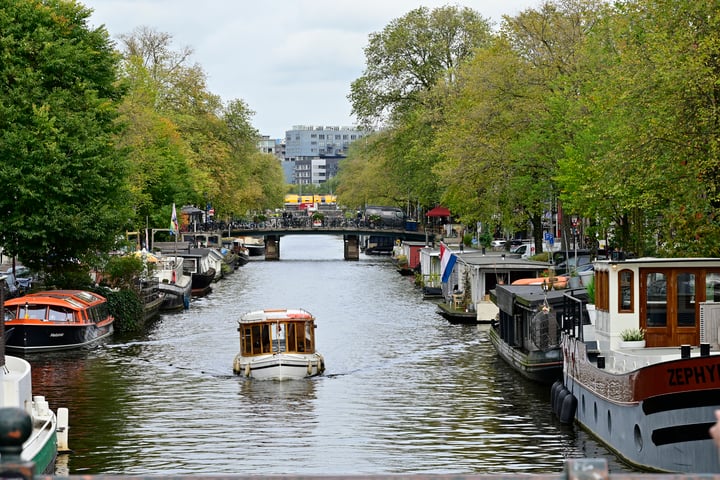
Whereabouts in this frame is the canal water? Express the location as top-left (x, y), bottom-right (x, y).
top-left (27, 235), bottom-right (638, 475)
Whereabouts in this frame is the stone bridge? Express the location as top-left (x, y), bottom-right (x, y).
top-left (226, 226), bottom-right (431, 260)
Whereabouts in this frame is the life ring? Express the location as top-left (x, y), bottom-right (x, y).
top-left (245, 362), bottom-right (251, 377)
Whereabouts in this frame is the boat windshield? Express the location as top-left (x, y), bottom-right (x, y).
top-left (48, 306), bottom-right (75, 322)
top-left (241, 320), bottom-right (315, 356)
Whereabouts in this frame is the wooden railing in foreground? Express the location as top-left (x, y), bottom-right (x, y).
top-left (0, 408), bottom-right (716, 480)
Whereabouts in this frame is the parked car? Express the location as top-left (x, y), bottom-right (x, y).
top-left (0, 272), bottom-right (25, 299)
top-left (511, 243), bottom-right (536, 259)
top-left (555, 255), bottom-right (593, 276)
top-left (491, 239), bottom-right (506, 248)
top-left (2, 266), bottom-right (32, 290)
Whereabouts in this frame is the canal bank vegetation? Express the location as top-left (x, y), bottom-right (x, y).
top-left (338, 0), bottom-right (720, 258)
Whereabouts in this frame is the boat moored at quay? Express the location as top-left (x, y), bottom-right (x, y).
top-left (4, 290), bottom-right (114, 353)
top-left (556, 257), bottom-right (720, 473)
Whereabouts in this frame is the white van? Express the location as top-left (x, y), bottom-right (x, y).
top-left (511, 243), bottom-right (536, 259)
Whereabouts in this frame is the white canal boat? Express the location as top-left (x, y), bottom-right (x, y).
top-left (233, 308), bottom-right (325, 380)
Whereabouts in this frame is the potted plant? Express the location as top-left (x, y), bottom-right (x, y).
top-left (619, 328), bottom-right (646, 348)
top-left (585, 277), bottom-right (597, 324)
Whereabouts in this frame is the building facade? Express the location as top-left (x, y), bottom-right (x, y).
top-left (257, 125), bottom-right (368, 185)
top-left (285, 125), bottom-right (367, 161)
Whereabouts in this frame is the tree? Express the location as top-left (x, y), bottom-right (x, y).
top-left (348, 5), bottom-right (492, 128)
top-left (0, 0), bottom-right (131, 275)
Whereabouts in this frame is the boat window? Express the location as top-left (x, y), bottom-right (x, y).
top-left (676, 272), bottom-right (696, 327)
top-left (23, 305), bottom-right (47, 320)
top-left (618, 269), bottom-right (634, 313)
top-left (274, 322), bottom-right (286, 353)
top-left (241, 327), bottom-right (253, 355)
top-left (286, 323), bottom-right (297, 352)
top-left (646, 272), bottom-right (667, 327)
top-left (597, 271), bottom-right (609, 311)
top-left (707, 272), bottom-right (720, 302)
top-left (304, 322), bottom-right (314, 352)
top-left (261, 324), bottom-right (271, 353)
top-left (48, 306), bottom-right (74, 322)
top-left (75, 291), bottom-right (97, 303)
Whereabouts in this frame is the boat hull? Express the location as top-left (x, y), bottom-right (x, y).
top-left (5, 323), bottom-right (113, 353)
top-left (562, 335), bottom-right (720, 473)
top-left (436, 302), bottom-right (480, 324)
top-left (233, 353), bottom-right (325, 380)
top-left (489, 325), bottom-right (562, 384)
top-left (3, 356), bottom-right (60, 474)
top-left (190, 268), bottom-right (215, 297)
top-left (158, 281), bottom-right (191, 311)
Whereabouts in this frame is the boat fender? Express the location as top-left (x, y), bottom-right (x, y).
top-left (319, 357), bottom-right (325, 373)
top-left (245, 362), bottom-right (251, 378)
top-left (307, 361), bottom-right (313, 376)
top-left (559, 392), bottom-right (577, 425)
top-left (550, 380), bottom-right (563, 410)
top-left (57, 407), bottom-right (71, 453)
top-left (554, 387), bottom-right (570, 418)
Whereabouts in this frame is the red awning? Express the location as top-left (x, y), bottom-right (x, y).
top-left (426, 206), bottom-right (451, 217)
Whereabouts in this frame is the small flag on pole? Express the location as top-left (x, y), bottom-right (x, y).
top-left (170, 203), bottom-right (179, 235)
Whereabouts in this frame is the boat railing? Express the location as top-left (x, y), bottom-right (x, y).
top-left (562, 289), bottom-right (589, 342)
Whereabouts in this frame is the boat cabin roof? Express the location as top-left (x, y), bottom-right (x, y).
top-left (5, 290), bottom-right (107, 310)
top-left (494, 284), bottom-right (585, 315)
top-left (455, 252), bottom-right (550, 270)
top-left (238, 308), bottom-right (315, 325)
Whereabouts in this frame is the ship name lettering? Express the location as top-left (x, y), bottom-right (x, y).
top-left (668, 364), bottom-right (720, 386)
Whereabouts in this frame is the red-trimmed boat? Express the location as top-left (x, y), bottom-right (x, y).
top-left (4, 290), bottom-right (114, 353)
top-left (556, 257), bottom-right (720, 473)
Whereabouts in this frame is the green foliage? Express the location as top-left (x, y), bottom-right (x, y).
top-left (0, 0), bottom-right (132, 275)
top-left (42, 263), bottom-right (94, 290)
top-left (349, 5), bottom-right (492, 127)
top-left (103, 288), bottom-right (145, 334)
top-left (478, 232), bottom-right (492, 248)
top-left (104, 255), bottom-right (146, 290)
top-left (585, 276), bottom-right (595, 304)
top-left (620, 328), bottom-right (646, 342)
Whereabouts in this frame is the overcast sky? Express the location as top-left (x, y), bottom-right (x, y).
top-left (81, 0), bottom-right (541, 139)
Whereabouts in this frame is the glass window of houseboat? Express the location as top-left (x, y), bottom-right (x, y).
top-left (48, 306), bottom-right (74, 322)
top-left (251, 325), bottom-right (262, 354)
top-left (261, 324), bottom-right (271, 353)
top-left (242, 327), bottom-right (253, 355)
top-left (274, 322), bottom-right (285, 353)
top-left (286, 323), bottom-right (297, 352)
top-left (304, 322), bottom-right (314, 352)
top-left (619, 270), bottom-right (633, 312)
top-left (23, 305), bottom-right (47, 320)
top-left (707, 272), bottom-right (720, 302)
top-left (646, 272), bottom-right (667, 327)
top-left (677, 272), bottom-right (695, 326)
